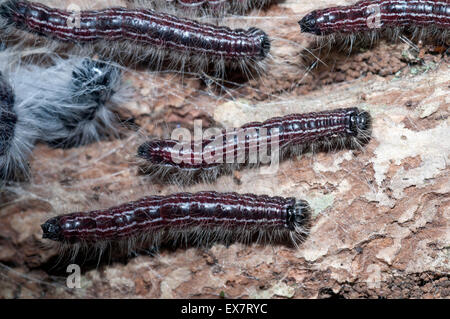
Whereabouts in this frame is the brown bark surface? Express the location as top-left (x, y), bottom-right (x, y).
top-left (0, 0), bottom-right (448, 298)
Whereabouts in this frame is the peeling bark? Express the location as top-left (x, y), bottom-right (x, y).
top-left (0, 0), bottom-right (448, 298)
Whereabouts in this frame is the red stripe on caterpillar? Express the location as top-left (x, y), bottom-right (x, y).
top-left (137, 107), bottom-right (372, 184)
top-left (299, 0), bottom-right (449, 41)
top-left (0, 0), bottom-right (271, 76)
top-left (41, 191), bottom-right (311, 248)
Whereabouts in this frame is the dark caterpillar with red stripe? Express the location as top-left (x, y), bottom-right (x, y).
top-left (41, 191), bottom-right (311, 250)
top-left (299, 0), bottom-right (449, 44)
top-left (137, 107), bottom-right (372, 184)
top-left (0, 0), bottom-right (270, 76)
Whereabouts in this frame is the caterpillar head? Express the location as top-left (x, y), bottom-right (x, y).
top-left (298, 11), bottom-right (322, 35)
top-left (41, 216), bottom-right (63, 242)
top-left (258, 30), bottom-right (271, 60)
top-left (286, 199), bottom-right (311, 231)
top-left (352, 110), bottom-right (371, 133)
top-left (71, 59), bottom-right (121, 106)
top-left (44, 58), bottom-right (123, 148)
top-left (347, 108), bottom-right (372, 140)
top-left (246, 27), bottom-right (271, 60)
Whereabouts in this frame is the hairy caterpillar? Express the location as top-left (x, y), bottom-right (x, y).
top-left (0, 53), bottom-right (129, 181)
top-left (127, 0), bottom-right (275, 17)
top-left (0, 0), bottom-right (271, 76)
top-left (0, 71), bottom-right (36, 181)
top-left (137, 107), bottom-right (372, 184)
top-left (299, 0), bottom-right (450, 46)
top-left (14, 57), bottom-right (129, 148)
top-left (41, 191), bottom-right (311, 254)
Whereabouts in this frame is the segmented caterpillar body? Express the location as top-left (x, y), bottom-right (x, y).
top-left (137, 107), bottom-right (372, 184)
top-left (0, 0), bottom-right (271, 76)
top-left (41, 191), bottom-right (311, 251)
top-left (299, 0), bottom-right (449, 44)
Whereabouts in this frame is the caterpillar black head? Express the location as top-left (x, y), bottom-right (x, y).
top-left (259, 31), bottom-right (271, 60)
top-left (41, 58), bottom-right (123, 148)
top-left (41, 216), bottom-right (63, 242)
top-left (286, 199), bottom-right (311, 231)
top-left (72, 59), bottom-right (121, 106)
top-left (246, 27), bottom-right (271, 60)
top-left (298, 11), bottom-right (322, 35)
top-left (348, 109), bottom-right (372, 143)
top-left (353, 110), bottom-right (371, 133)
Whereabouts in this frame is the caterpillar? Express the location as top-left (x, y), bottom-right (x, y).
top-left (6, 55), bottom-right (129, 148)
top-left (0, 71), bottom-right (36, 181)
top-left (127, 0), bottom-right (275, 17)
top-left (0, 52), bottom-right (129, 181)
top-left (137, 107), bottom-right (372, 184)
top-left (299, 0), bottom-right (450, 45)
top-left (0, 0), bottom-right (271, 76)
top-left (14, 57), bottom-right (129, 148)
top-left (41, 191), bottom-right (311, 254)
